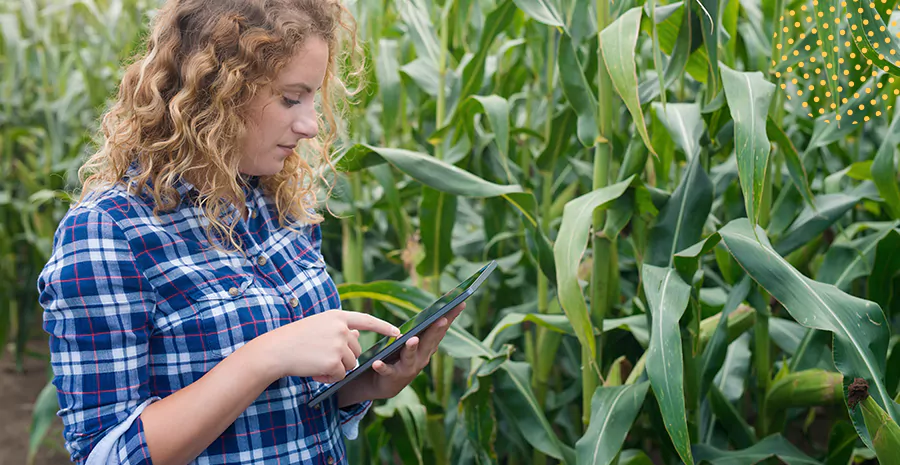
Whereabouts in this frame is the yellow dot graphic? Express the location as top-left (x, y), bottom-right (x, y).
top-left (774, 1), bottom-right (900, 125)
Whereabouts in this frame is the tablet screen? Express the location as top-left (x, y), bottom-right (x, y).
top-left (306, 261), bottom-right (496, 407)
top-left (354, 265), bottom-right (490, 366)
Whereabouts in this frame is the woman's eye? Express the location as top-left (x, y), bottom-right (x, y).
top-left (282, 96), bottom-right (302, 107)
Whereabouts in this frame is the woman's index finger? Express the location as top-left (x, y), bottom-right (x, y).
top-left (343, 312), bottom-right (401, 337)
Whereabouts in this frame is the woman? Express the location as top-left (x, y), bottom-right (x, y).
top-left (36, 1), bottom-right (464, 464)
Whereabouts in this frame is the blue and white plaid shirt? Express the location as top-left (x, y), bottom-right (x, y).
top-left (37, 172), bottom-right (370, 465)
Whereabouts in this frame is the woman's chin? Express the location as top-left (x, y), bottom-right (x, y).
top-left (240, 160), bottom-right (285, 177)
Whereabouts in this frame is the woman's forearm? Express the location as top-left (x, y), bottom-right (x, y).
top-left (139, 337), bottom-right (279, 465)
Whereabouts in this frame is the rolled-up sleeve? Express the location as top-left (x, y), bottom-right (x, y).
top-left (338, 400), bottom-right (371, 440)
top-left (38, 206), bottom-right (157, 464)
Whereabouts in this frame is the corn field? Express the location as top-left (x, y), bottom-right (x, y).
top-left (4, 0), bottom-right (900, 463)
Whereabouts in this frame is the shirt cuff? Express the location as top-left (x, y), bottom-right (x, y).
top-left (338, 399), bottom-right (372, 440)
top-left (85, 397), bottom-right (160, 465)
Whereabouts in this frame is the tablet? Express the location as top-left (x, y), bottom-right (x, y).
top-left (306, 260), bottom-right (497, 408)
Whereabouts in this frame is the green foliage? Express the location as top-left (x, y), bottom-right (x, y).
top-left (7, 0), bottom-right (900, 463)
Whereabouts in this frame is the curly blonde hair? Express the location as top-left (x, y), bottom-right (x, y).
top-left (78, 0), bottom-right (364, 251)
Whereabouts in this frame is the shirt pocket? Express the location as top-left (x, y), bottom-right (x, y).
top-left (184, 273), bottom-right (284, 358)
top-left (282, 242), bottom-right (340, 320)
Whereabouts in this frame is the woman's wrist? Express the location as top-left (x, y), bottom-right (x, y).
top-left (241, 333), bottom-right (284, 385)
top-left (337, 370), bottom-right (385, 408)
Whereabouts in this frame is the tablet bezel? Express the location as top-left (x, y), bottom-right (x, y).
top-left (305, 260), bottom-right (497, 408)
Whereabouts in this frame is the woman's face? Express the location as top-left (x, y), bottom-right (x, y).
top-left (239, 35), bottom-right (328, 176)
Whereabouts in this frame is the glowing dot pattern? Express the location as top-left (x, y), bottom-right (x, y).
top-left (773, 0), bottom-right (900, 124)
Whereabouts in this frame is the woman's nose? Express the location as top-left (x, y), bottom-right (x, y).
top-left (292, 107), bottom-right (319, 139)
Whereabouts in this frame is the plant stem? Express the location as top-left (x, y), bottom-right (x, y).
top-left (341, 173), bottom-right (365, 311)
top-left (429, 7), bottom-right (451, 465)
top-left (683, 296), bottom-right (702, 442)
top-left (755, 304), bottom-right (771, 438)
top-left (532, 26), bottom-right (558, 465)
top-left (534, 169), bottom-right (558, 407)
top-left (586, 0), bottom-right (616, 431)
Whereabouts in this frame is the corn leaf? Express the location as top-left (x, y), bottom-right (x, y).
top-left (376, 39), bottom-right (402, 138)
top-left (719, 219), bottom-right (898, 438)
top-left (868, 229), bottom-right (900, 316)
top-left (558, 32), bottom-right (599, 147)
top-left (824, 421), bottom-right (857, 465)
top-left (700, 277), bottom-right (752, 400)
top-left (720, 63), bottom-right (776, 227)
top-left (647, 154), bottom-right (714, 267)
top-left (817, 222), bottom-right (899, 291)
top-left (373, 387), bottom-right (428, 465)
top-left (575, 382), bottom-right (651, 465)
top-left (555, 178), bottom-right (634, 372)
top-left (696, 0), bottom-right (720, 93)
top-left (417, 187), bottom-right (457, 278)
top-left (706, 383), bottom-right (756, 449)
top-left (395, 0), bottom-right (441, 65)
top-left (872, 101), bottom-right (900, 220)
top-left (651, 102), bottom-right (704, 161)
top-left (511, 0), bottom-right (566, 28)
top-left (27, 381), bottom-right (58, 464)
top-left (600, 7), bottom-right (656, 156)
top-left (458, 0), bottom-right (517, 103)
top-left (766, 118), bottom-right (816, 210)
top-left (642, 264), bottom-right (693, 465)
top-left (692, 434), bottom-right (820, 464)
top-left (774, 186), bottom-right (875, 256)
top-left (494, 362), bottom-right (574, 463)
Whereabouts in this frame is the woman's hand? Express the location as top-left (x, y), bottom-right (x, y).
top-left (254, 310), bottom-right (400, 384)
top-left (367, 302), bottom-right (466, 400)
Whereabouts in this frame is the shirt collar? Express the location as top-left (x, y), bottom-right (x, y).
top-left (125, 161), bottom-right (196, 200)
top-left (125, 162), bottom-right (261, 200)
top-left (124, 162), bottom-right (260, 218)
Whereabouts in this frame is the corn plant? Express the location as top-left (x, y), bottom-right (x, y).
top-left (7, 0), bottom-right (900, 464)
top-left (1, 0), bottom-right (155, 461)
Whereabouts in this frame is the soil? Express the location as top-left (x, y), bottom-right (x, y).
top-left (1, 337), bottom-right (71, 465)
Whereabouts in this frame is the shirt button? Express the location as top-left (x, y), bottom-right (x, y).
top-left (228, 287), bottom-right (239, 297)
top-left (256, 255), bottom-right (268, 266)
top-left (327, 456), bottom-right (334, 464)
top-left (289, 297), bottom-right (299, 308)
top-left (251, 210), bottom-right (258, 219)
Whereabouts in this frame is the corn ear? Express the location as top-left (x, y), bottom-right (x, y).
top-left (765, 369), bottom-right (844, 413)
top-left (849, 378), bottom-right (900, 465)
top-left (698, 304), bottom-right (757, 350)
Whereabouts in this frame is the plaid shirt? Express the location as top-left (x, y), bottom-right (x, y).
top-left (37, 173), bottom-right (370, 465)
